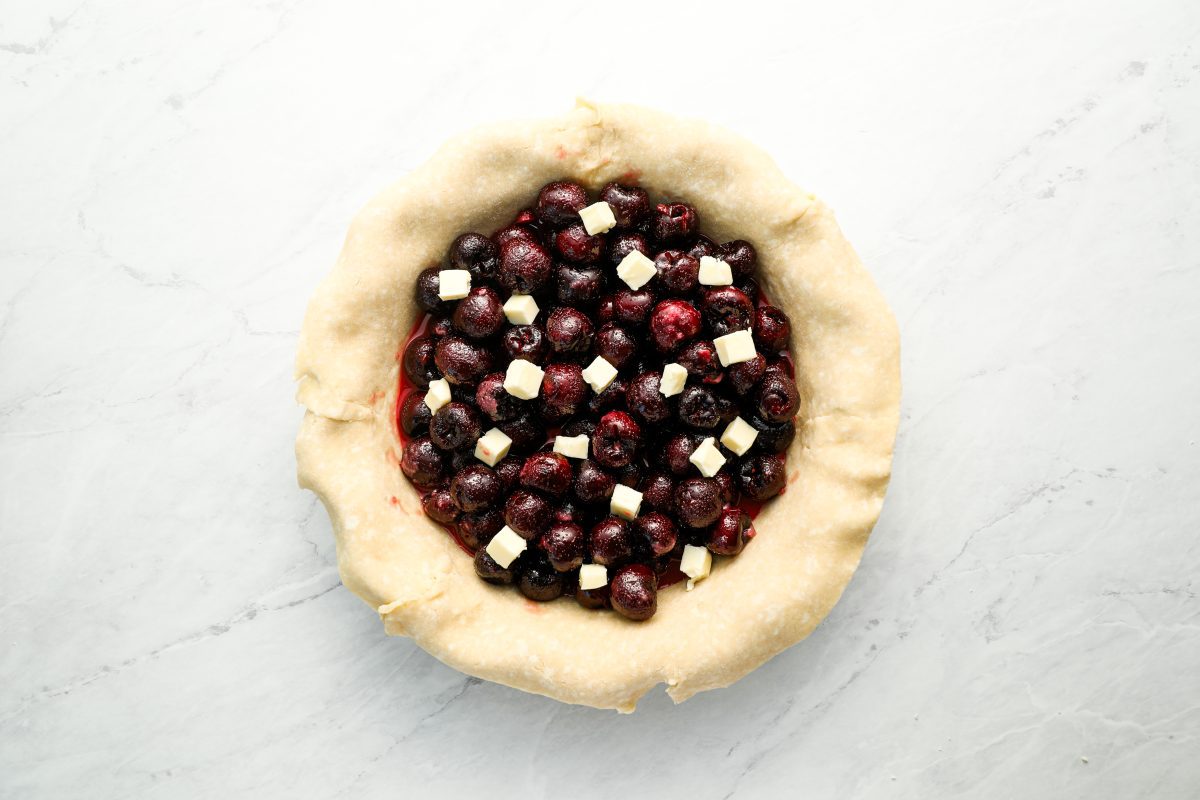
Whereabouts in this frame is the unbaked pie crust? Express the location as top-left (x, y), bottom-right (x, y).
top-left (295, 100), bottom-right (901, 711)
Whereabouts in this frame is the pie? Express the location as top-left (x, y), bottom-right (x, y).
top-left (295, 100), bottom-right (900, 711)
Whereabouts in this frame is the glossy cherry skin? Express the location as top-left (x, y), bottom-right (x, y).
top-left (589, 517), bottom-right (635, 566)
top-left (536, 180), bottom-right (588, 226)
top-left (708, 507), bottom-right (753, 556)
top-left (540, 522), bottom-right (586, 572)
top-left (737, 454), bottom-right (787, 500)
top-left (592, 411), bottom-right (642, 469)
top-left (610, 564), bottom-right (657, 621)
top-left (519, 451), bottom-right (573, 497)
top-left (674, 477), bottom-right (724, 528)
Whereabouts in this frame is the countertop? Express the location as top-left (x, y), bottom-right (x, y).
top-left (2, 1), bottom-right (1198, 797)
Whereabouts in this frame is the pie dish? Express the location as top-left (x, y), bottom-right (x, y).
top-left (295, 100), bottom-right (901, 711)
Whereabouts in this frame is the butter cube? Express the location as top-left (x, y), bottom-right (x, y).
top-left (474, 427), bottom-right (513, 467)
top-left (437, 269), bottom-right (471, 300)
top-left (714, 329), bottom-right (757, 366)
top-left (579, 201), bottom-right (617, 235)
top-left (486, 526), bottom-right (527, 568)
top-left (610, 484), bottom-right (643, 520)
top-left (581, 355), bottom-right (619, 394)
top-left (503, 358), bottom-right (544, 400)
top-left (659, 362), bottom-right (687, 397)
top-left (720, 416), bottom-right (759, 456)
top-left (423, 378), bottom-right (452, 414)
top-left (578, 563), bottom-right (608, 591)
top-left (688, 436), bottom-right (727, 478)
top-left (616, 250), bottom-right (657, 291)
top-left (502, 293), bottom-right (539, 325)
top-left (698, 256), bottom-right (733, 286)
top-left (680, 544), bottom-right (712, 591)
top-left (553, 434), bottom-right (589, 460)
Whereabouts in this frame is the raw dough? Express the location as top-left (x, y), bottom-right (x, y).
top-left (295, 100), bottom-right (901, 712)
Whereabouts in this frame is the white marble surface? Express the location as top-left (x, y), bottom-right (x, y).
top-left (2, 1), bottom-right (1198, 797)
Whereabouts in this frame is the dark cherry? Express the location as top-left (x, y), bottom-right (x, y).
top-left (449, 465), bottom-right (501, 513)
top-left (699, 286), bottom-right (755, 338)
top-left (561, 418), bottom-right (597, 438)
top-left (753, 306), bottom-right (792, 352)
top-left (678, 385), bottom-right (725, 430)
top-left (594, 323), bottom-right (639, 369)
top-left (589, 517), bottom-right (634, 566)
top-left (727, 353), bottom-right (767, 395)
top-left (494, 455), bottom-right (524, 492)
top-left (498, 414), bottom-right (543, 454)
top-left (399, 391), bottom-right (432, 436)
top-left (429, 402), bottom-right (482, 451)
top-left (474, 547), bottom-right (515, 584)
top-left (452, 286), bottom-right (504, 339)
top-left (492, 221), bottom-right (538, 247)
top-left (687, 235), bottom-right (718, 260)
top-left (719, 240), bottom-right (758, 278)
top-left (434, 335), bottom-right (492, 386)
top-left (674, 477), bottom-right (724, 528)
top-left (613, 461), bottom-right (644, 489)
top-left (587, 376), bottom-right (627, 414)
top-left (763, 356), bottom-right (794, 382)
top-left (625, 371), bottom-right (671, 423)
top-left (653, 250), bottom-right (700, 296)
top-left (402, 336), bottom-right (440, 388)
top-left (737, 454), bottom-right (787, 501)
top-left (545, 307), bottom-right (594, 354)
top-left (660, 433), bottom-right (697, 475)
top-left (536, 180), bottom-right (588, 227)
top-left (612, 289), bottom-right (655, 326)
top-left (600, 182), bottom-right (651, 227)
top-left (607, 231), bottom-right (650, 267)
top-left (498, 237), bottom-right (553, 293)
top-left (708, 507), bottom-right (753, 556)
top-left (575, 585), bottom-right (610, 610)
top-left (748, 415), bottom-right (796, 454)
top-left (505, 490), bottom-right (553, 539)
top-left (634, 512), bottom-right (677, 557)
top-left (519, 451), bottom-right (573, 497)
top-left (555, 263), bottom-right (605, 305)
top-left (573, 459), bottom-right (616, 505)
top-left (400, 437), bottom-right (445, 489)
top-left (475, 372), bottom-right (520, 422)
top-left (596, 294), bottom-right (617, 323)
top-left (676, 340), bottom-right (724, 384)
top-left (415, 267), bottom-right (444, 313)
top-left (422, 489), bottom-right (459, 525)
top-left (540, 522), bottom-right (586, 572)
top-left (736, 275), bottom-right (760, 300)
top-left (430, 316), bottom-right (454, 338)
top-left (554, 499), bottom-right (592, 526)
top-left (610, 564), bottom-right (657, 621)
top-left (640, 473), bottom-right (676, 511)
top-left (592, 411), bottom-right (642, 469)
top-left (448, 448), bottom-right (477, 475)
top-left (459, 508), bottom-right (504, 551)
top-left (652, 202), bottom-right (698, 245)
top-left (501, 324), bottom-right (548, 364)
top-left (649, 299), bottom-right (702, 352)
top-left (539, 362), bottom-right (587, 421)
top-left (554, 224), bottom-right (605, 263)
top-left (449, 232), bottom-right (499, 281)
top-left (713, 470), bottom-right (740, 506)
top-left (754, 375), bottom-right (800, 423)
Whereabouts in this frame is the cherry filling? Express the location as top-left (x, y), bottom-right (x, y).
top-left (395, 180), bottom-right (799, 621)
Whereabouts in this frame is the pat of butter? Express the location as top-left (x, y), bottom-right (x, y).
top-left (437, 269), bottom-right (471, 300)
top-left (698, 256), bottom-right (733, 286)
top-left (579, 201), bottom-right (617, 235)
top-left (610, 484), bottom-right (643, 520)
top-left (553, 434), bottom-right (589, 460)
top-left (502, 293), bottom-right (539, 325)
top-left (720, 416), bottom-right (759, 456)
top-left (713, 329), bottom-right (757, 366)
top-left (616, 250), bottom-right (657, 291)
top-left (503, 358), bottom-right (544, 400)
top-left (659, 362), bottom-right (687, 397)
top-left (474, 427), bottom-right (513, 467)
top-left (680, 544), bottom-right (712, 591)
top-left (578, 563), bottom-right (608, 591)
top-left (688, 436), bottom-right (727, 478)
top-left (486, 526), bottom-right (527, 568)
top-left (423, 378), bottom-right (452, 414)
top-left (581, 355), bottom-right (619, 394)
